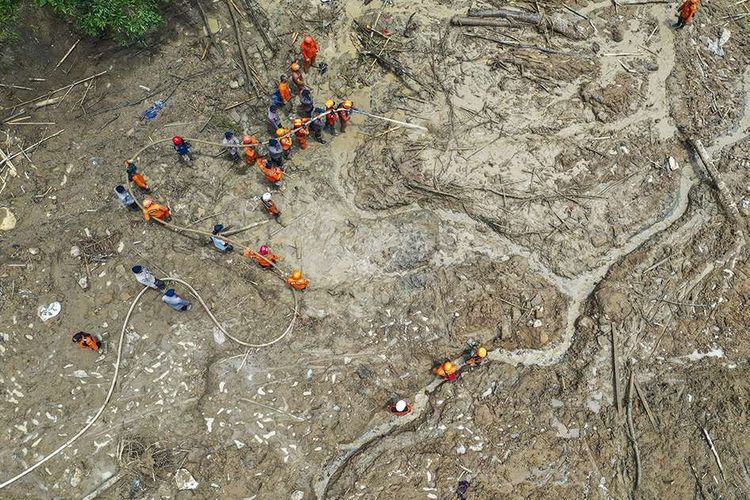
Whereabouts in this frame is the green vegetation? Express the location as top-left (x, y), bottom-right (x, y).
top-left (0, 0), bottom-right (164, 45)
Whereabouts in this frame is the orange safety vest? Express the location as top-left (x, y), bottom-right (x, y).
top-left (280, 135), bottom-right (293, 151)
top-left (263, 200), bottom-right (281, 217)
top-left (301, 39), bottom-right (318, 61)
top-left (143, 204), bottom-right (170, 221)
top-left (279, 82), bottom-right (292, 102)
top-left (679, 0), bottom-right (698, 21)
top-left (287, 275), bottom-right (309, 290)
top-left (132, 173), bottom-right (149, 190)
top-left (337, 108), bottom-right (351, 122)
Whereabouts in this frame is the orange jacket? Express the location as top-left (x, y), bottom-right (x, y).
top-left (132, 173), bottom-right (149, 190)
top-left (301, 38), bottom-right (318, 61)
top-left (143, 203), bottom-right (171, 221)
top-left (75, 334), bottom-right (100, 352)
top-left (263, 199), bottom-right (281, 217)
top-left (295, 127), bottom-right (309, 148)
top-left (257, 160), bottom-right (284, 183)
top-left (244, 140), bottom-right (259, 164)
top-left (244, 248), bottom-right (279, 268)
top-left (280, 134), bottom-right (293, 151)
top-left (279, 82), bottom-right (292, 102)
top-left (679, 0), bottom-right (698, 20)
top-left (287, 275), bottom-right (310, 290)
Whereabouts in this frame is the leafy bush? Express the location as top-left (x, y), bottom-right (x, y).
top-left (1, 0), bottom-right (165, 45)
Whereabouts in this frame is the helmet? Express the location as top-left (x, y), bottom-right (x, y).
top-left (478, 347), bottom-right (487, 358)
top-left (443, 361), bottom-right (454, 371)
top-left (262, 192), bottom-right (272, 202)
top-left (342, 100), bottom-right (352, 109)
top-left (303, 36), bottom-right (314, 44)
top-left (172, 136), bottom-right (183, 145)
top-left (115, 185), bottom-right (126, 193)
top-left (259, 245), bottom-right (269, 255)
top-left (395, 400), bottom-right (407, 412)
top-left (132, 265), bottom-right (143, 274)
top-left (143, 198), bottom-right (153, 208)
top-left (224, 131), bottom-right (234, 140)
top-left (291, 269), bottom-right (302, 279)
top-left (293, 118), bottom-right (303, 127)
top-left (291, 62), bottom-right (300, 71)
top-left (213, 224), bottom-right (224, 234)
top-left (165, 289), bottom-right (175, 297)
top-left (276, 128), bottom-right (286, 137)
top-left (325, 100), bottom-right (334, 108)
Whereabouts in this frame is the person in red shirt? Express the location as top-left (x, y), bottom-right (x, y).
top-left (300, 35), bottom-right (318, 71)
top-left (336, 100), bottom-right (353, 133)
top-left (324, 100), bottom-right (337, 136)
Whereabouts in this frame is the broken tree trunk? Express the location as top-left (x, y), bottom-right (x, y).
top-left (450, 17), bottom-right (512, 28)
top-left (466, 8), bottom-right (593, 40)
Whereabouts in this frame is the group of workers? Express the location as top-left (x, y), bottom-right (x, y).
top-left (386, 344), bottom-right (489, 417)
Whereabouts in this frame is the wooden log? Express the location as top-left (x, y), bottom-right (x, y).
top-left (225, 0), bottom-right (261, 97)
top-left (465, 8), bottom-right (592, 40)
top-left (450, 16), bottom-right (512, 28)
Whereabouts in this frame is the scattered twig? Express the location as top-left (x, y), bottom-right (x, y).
top-left (0, 129), bottom-right (65, 168)
top-left (626, 365), bottom-right (642, 491)
top-left (702, 427), bottom-right (725, 480)
top-left (611, 325), bottom-right (622, 415)
top-left (7, 71), bottom-right (107, 109)
top-left (53, 38), bottom-right (80, 71)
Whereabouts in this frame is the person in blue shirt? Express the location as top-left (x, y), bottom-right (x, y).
top-left (267, 138), bottom-right (285, 168)
top-left (309, 107), bottom-right (326, 144)
top-left (210, 224), bottom-right (233, 253)
top-left (299, 87), bottom-right (314, 117)
top-left (267, 105), bottom-right (282, 132)
top-left (172, 136), bottom-right (193, 165)
top-left (114, 185), bottom-right (138, 210)
top-left (162, 289), bottom-right (192, 311)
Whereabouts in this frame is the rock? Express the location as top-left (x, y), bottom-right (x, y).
top-left (0, 207), bottom-right (16, 231)
top-left (577, 315), bottom-right (595, 331)
top-left (611, 27), bottom-right (624, 42)
top-left (70, 467), bottom-right (82, 487)
top-left (70, 245), bottom-right (81, 257)
top-left (456, 443), bottom-right (466, 455)
top-left (175, 468), bottom-right (199, 490)
top-left (28, 248), bottom-right (39, 255)
top-left (291, 491), bottom-right (304, 500)
top-left (643, 59), bottom-right (659, 72)
top-left (213, 327), bottom-right (226, 345)
top-left (532, 319), bottom-right (543, 328)
top-left (500, 317), bottom-right (512, 339)
top-left (73, 370), bottom-right (88, 378)
top-left (229, 80), bottom-right (240, 89)
top-left (38, 302), bottom-right (62, 321)
top-left (207, 17), bottom-right (220, 34)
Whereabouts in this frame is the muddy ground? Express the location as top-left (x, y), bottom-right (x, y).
top-left (1, 0), bottom-right (750, 498)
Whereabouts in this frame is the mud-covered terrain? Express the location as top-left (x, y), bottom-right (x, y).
top-left (1, 0), bottom-right (750, 498)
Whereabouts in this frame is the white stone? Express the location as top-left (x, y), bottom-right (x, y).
top-left (175, 468), bottom-right (199, 490)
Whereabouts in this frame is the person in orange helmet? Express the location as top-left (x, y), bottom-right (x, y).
top-left (324, 99), bottom-right (337, 135)
top-left (291, 62), bottom-right (304, 90)
top-left (674, 0), bottom-right (698, 28)
top-left (336, 100), bottom-right (353, 133)
top-left (142, 197), bottom-right (171, 221)
top-left (433, 360), bottom-right (459, 381)
top-left (125, 161), bottom-right (149, 192)
top-left (278, 75), bottom-right (293, 103)
top-left (72, 332), bottom-right (101, 353)
top-left (242, 135), bottom-right (259, 165)
top-left (286, 269), bottom-right (310, 290)
top-left (466, 346), bottom-right (488, 366)
top-left (276, 127), bottom-right (293, 158)
top-left (256, 157), bottom-right (285, 185)
top-left (244, 245), bottom-right (280, 269)
top-left (300, 35), bottom-right (318, 71)
top-left (293, 118), bottom-right (309, 149)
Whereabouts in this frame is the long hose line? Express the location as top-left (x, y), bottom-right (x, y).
top-left (0, 278), bottom-right (297, 490)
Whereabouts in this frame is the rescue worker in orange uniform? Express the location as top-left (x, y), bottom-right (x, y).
top-left (256, 157), bottom-right (285, 185)
top-left (244, 245), bottom-right (280, 269)
top-left (291, 62), bottom-right (305, 90)
top-left (276, 128), bottom-right (293, 158)
top-left (125, 161), bottom-right (149, 192)
top-left (387, 399), bottom-right (413, 416)
top-left (466, 346), bottom-right (488, 366)
top-left (242, 135), bottom-right (259, 166)
top-left (72, 332), bottom-right (100, 352)
top-left (336, 100), bottom-right (353, 133)
top-left (278, 75), bottom-right (293, 103)
top-left (324, 100), bottom-right (337, 135)
top-left (300, 35), bottom-right (318, 71)
top-left (261, 192), bottom-right (281, 220)
top-left (674, 0), bottom-right (698, 28)
top-left (286, 269), bottom-right (310, 290)
top-left (433, 360), bottom-right (458, 381)
top-left (142, 197), bottom-right (171, 221)
top-left (293, 118), bottom-right (310, 149)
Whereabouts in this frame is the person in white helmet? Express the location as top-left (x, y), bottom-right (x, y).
top-left (387, 399), bottom-right (413, 416)
top-left (261, 192), bottom-right (281, 220)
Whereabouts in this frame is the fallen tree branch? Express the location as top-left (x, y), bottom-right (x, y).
top-left (702, 427), bottom-right (725, 480)
top-left (226, 0), bottom-right (261, 97)
top-left (466, 7), bottom-right (593, 39)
